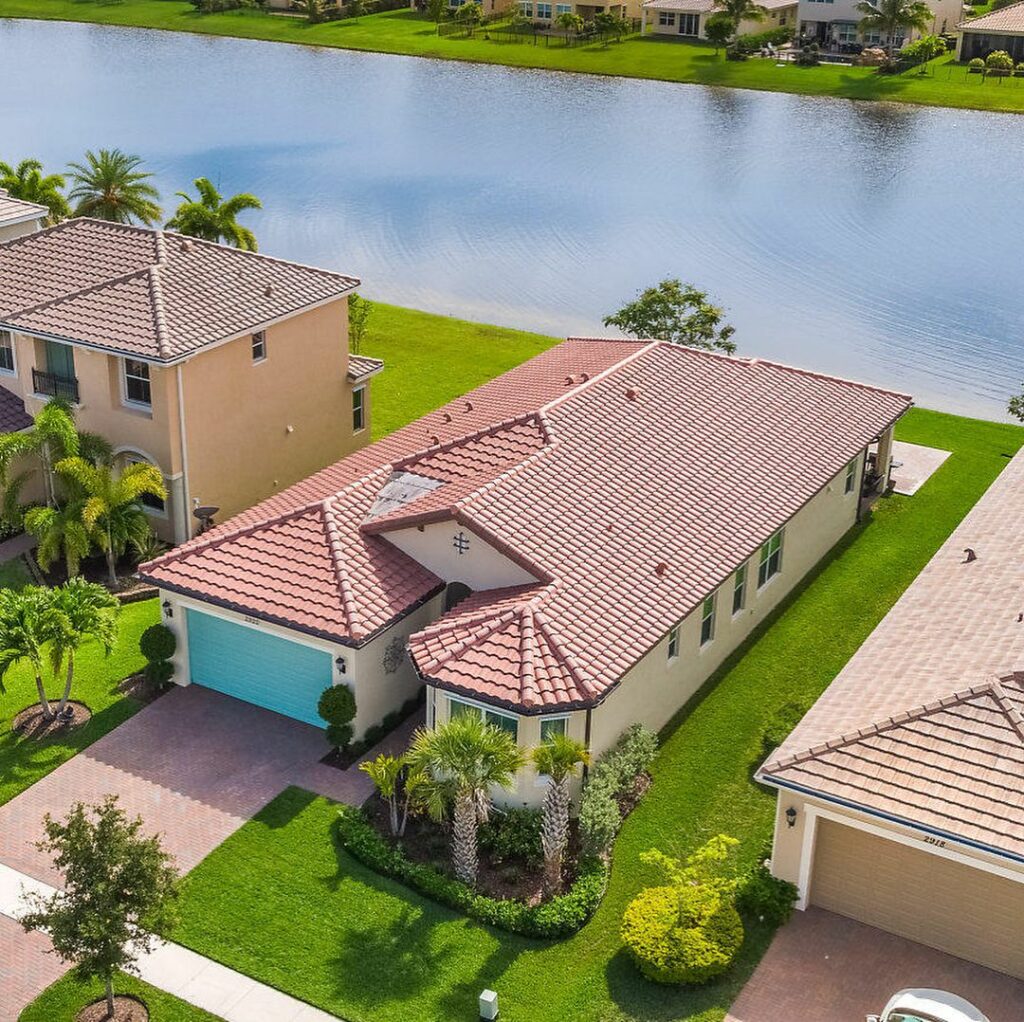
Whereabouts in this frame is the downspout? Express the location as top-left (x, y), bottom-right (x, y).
top-left (582, 707), bottom-right (593, 784)
top-left (176, 364), bottom-right (193, 542)
top-left (856, 445), bottom-right (868, 523)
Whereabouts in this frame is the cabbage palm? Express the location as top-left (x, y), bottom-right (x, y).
top-left (0, 586), bottom-right (57, 720)
top-left (66, 149), bottom-right (162, 226)
top-left (407, 715), bottom-right (525, 885)
top-left (714, 0), bottom-right (765, 30)
top-left (47, 578), bottom-right (119, 719)
top-left (855, 0), bottom-right (934, 49)
top-left (0, 399), bottom-right (80, 519)
top-left (24, 501), bottom-right (93, 580)
top-left (54, 458), bottom-right (166, 586)
top-left (531, 733), bottom-right (590, 893)
top-left (0, 158), bottom-right (70, 224)
top-left (165, 178), bottom-right (262, 251)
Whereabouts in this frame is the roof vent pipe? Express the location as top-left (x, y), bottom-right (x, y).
top-left (626, 387), bottom-right (639, 402)
top-left (655, 562), bottom-right (667, 577)
top-left (964, 548), bottom-right (977, 563)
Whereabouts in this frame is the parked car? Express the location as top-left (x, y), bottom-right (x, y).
top-left (867, 989), bottom-right (989, 1022)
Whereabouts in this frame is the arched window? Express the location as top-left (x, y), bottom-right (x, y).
top-left (115, 451), bottom-right (166, 514)
top-left (444, 581), bottom-right (473, 613)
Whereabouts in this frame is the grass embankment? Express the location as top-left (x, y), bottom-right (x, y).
top-left (3, 2), bottom-right (1023, 114)
top-left (163, 408), bottom-right (1024, 1022)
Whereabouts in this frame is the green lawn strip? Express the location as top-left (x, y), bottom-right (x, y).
top-left (362, 304), bottom-right (557, 440)
top-left (4, 3), bottom-right (1024, 114)
top-left (0, 598), bottom-right (158, 807)
top-left (169, 409), bottom-right (1024, 1022)
top-left (0, 554), bottom-right (31, 590)
top-left (19, 971), bottom-right (222, 1022)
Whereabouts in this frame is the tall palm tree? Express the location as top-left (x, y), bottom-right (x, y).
top-left (54, 458), bottom-right (166, 586)
top-left (531, 733), bottom-right (590, 893)
top-left (66, 149), bottom-right (162, 226)
top-left (714, 0), bottom-right (766, 31)
top-left (24, 501), bottom-right (93, 580)
top-left (165, 178), bottom-right (261, 251)
top-left (0, 586), bottom-right (57, 721)
top-left (47, 578), bottom-right (119, 719)
top-left (0, 158), bottom-right (70, 225)
top-left (407, 715), bottom-right (525, 885)
top-left (855, 0), bottom-right (934, 50)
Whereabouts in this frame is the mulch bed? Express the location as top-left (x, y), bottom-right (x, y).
top-left (35, 551), bottom-right (154, 597)
top-left (76, 995), bottom-right (149, 1022)
top-left (117, 673), bottom-right (168, 707)
top-left (12, 700), bottom-right (91, 739)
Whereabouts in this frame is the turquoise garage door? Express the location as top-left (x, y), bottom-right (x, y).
top-left (186, 609), bottom-right (332, 727)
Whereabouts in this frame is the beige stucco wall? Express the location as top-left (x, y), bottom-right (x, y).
top-left (0, 218), bottom-right (44, 244)
top-left (646, 3), bottom-right (794, 36)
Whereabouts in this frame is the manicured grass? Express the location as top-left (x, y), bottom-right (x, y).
top-left (0, 597), bottom-right (158, 807)
top-left (169, 408), bottom-right (1024, 1022)
top-left (19, 972), bottom-right (222, 1022)
top-left (362, 303), bottom-right (557, 440)
top-left (0, 554), bottom-right (31, 590)
top-left (4, 2), bottom-right (1024, 114)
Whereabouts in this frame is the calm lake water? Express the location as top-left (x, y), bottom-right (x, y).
top-left (0, 18), bottom-right (1021, 418)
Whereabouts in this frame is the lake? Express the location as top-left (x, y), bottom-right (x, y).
top-left (0, 17), bottom-right (1021, 418)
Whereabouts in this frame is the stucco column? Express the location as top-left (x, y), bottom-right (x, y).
top-left (641, 7), bottom-right (647, 30)
top-left (876, 425), bottom-right (895, 491)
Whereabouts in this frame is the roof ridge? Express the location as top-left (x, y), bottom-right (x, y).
top-left (519, 605), bottom-right (539, 708)
top-left (991, 674), bottom-right (1024, 745)
top-left (532, 610), bottom-right (601, 699)
top-left (394, 412), bottom-right (548, 473)
top-left (4, 266), bottom-right (153, 320)
top-left (148, 265), bottom-right (172, 360)
top-left (322, 493), bottom-right (366, 641)
top-left (542, 339), bottom-right (661, 415)
top-left (420, 607), bottom-right (522, 675)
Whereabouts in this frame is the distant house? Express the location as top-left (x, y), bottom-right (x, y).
top-left (956, 1), bottom-right (1024, 61)
top-left (797, 0), bottom-right (962, 47)
top-left (642, 0), bottom-right (797, 38)
top-left (759, 447), bottom-right (1024, 981)
top-left (142, 338), bottom-right (909, 805)
top-left (0, 191), bottom-right (47, 243)
top-left (0, 218), bottom-right (377, 544)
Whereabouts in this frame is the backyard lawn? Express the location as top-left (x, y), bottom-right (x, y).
top-left (0, 597), bottom-right (158, 807)
top-left (3, 2), bottom-right (1024, 114)
top-left (162, 407), bottom-right (1024, 1022)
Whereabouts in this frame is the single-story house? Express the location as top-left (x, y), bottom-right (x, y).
top-left (956, 1), bottom-right (1024, 61)
top-left (0, 191), bottom-right (47, 244)
top-left (798, 0), bottom-right (963, 47)
top-left (142, 339), bottom-right (909, 805)
top-left (642, 0), bottom-right (797, 38)
top-left (759, 446), bottom-right (1024, 981)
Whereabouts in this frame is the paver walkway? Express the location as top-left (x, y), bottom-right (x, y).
top-left (726, 907), bottom-right (1024, 1022)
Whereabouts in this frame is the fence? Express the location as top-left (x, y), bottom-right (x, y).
top-left (437, 14), bottom-right (641, 45)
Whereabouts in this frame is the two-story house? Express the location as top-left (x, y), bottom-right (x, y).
top-left (141, 338), bottom-right (910, 805)
top-left (0, 217), bottom-right (379, 544)
top-left (797, 0), bottom-right (962, 47)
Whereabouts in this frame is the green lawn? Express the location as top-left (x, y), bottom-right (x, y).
top-left (4, 2), bottom-right (1024, 114)
top-left (165, 407), bottom-right (1024, 1022)
top-left (0, 597), bottom-right (158, 807)
top-left (18, 973), bottom-right (222, 1022)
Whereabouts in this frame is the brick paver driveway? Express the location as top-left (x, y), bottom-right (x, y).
top-left (0, 684), bottom-right (373, 1019)
top-left (727, 907), bottom-right (1024, 1022)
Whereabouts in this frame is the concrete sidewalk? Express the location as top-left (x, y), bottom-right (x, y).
top-left (0, 862), bottom-right (340, 1021)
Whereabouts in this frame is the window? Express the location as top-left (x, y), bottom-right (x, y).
top-left (844, 458), bottom-right (857, 494)
top-left (758, 529), bottom-right (784, 588)
top-left (449, 696), bottom-right (518, 740)
top-left (352, 386), bottom-right (366, 432)
top-left (677, 12), bottom-right (699, 33)
top-left (540, 717), bottom-right (567, 743)
top-left (667, 624), bottom-right (680, 660)
top-left (835, 20), bottom-right (858, 42)
top-left (252, 330), bottom-right (267, 363)
top-left (536, 2), bottom-right (552, 16)
top-left (700, 592), bottom-right (716, 647)
top-left (125, 456), bottom-right (165, 513)
top-left (732, 562), bottom-right (747, 615)
top-left (519, 1), bottom-right (533, 14)
top-left (658, 10), bottom-right (675, 24)
top-left (0, 330), bottom-right (14, 374)
top-left (556, 3), bottom-right (571, 11)
top-left (122, 359), bottom-right (152, 408)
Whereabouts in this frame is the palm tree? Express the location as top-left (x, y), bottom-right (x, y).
top-left (855, 0), bottom-right (934, 50)
top-left (555, 10), bottom-right (584, 40)
top-left (0, 158), bottom-right (70, 224)
top-left (165, 178), bottom-right (261, 251)
top-left (47, 578), bottom-right (119, 719)
top-left (714, 0), bottom-right (765, 31)
top-left (0, 586), bottom-right (57, 721)
top-left (54, 458), bottom-right (166, 586)
top-left (24, 501), bottom-right (93, 580)
top-left (407, 715), bottom-right (524, 885)
top-left (531, 733), bottom-right (590, 893)
top-left (66, 149), bottom-right (162, 226)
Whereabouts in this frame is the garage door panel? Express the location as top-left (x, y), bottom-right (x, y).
top-left (186, 610), bottom-right (331, 727)
top-left (811, 819), bottom-right (1024, 980)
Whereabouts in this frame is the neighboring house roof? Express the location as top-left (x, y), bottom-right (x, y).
top-left (959, 0), bottom-right (1024, 31)
top-left (0, 385), bottom-right (32, 433)
top-left (761, 445), bottom-right (1024, 861)
top-left (142, 338), bottom-right (910, 710)
top-left (347, 354), bottom-right (385, 383)
top-left (0, 218), bottom-right (359, 363)
top-left (0, 193), bottom-right (48, 229)
top-left (642, 0), bottom-right (794, 11)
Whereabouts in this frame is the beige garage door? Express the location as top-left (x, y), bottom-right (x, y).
top-left (810, 818), bottom-right (1024, 979)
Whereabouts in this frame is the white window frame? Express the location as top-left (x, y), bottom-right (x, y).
top-left (732, 562), bottom-right (747, 616)
top-left (124, 455), bottom-right (167, 518)
top-left (844, 457), bottom-right (857, 494)
top-left (252, 330), bottom-right (267, 364)
top-left (700, 592), bottom-right (716, 647)
top-left (352, 385), bottom-right (366, 433)
top-left (121, 357), bottom-right (152, 410)
top-left (448, 695), bottom-right (519, 741)
top-left (758, 528), bottom-right (785, 589)
top-left (555, 2), bottom-right (571, 11)
top-left (658, 10), bottom-right (675, 24)
top-left (539, 715), bottom-right (568, 743)
top-left (536, 1), bottom-right (552, 16)
top-left (667, 624), bottom-right (680, 661)
top-left (0, 329), bottom-right (16, 376)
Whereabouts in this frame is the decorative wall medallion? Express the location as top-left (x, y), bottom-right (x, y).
top-left (452, 531), bottom-right (471, 555)
top-left (382, 635), bottom-right (406, 675)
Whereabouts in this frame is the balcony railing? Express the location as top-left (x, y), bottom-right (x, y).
top-left (32, 367), bottom-right (79, 404)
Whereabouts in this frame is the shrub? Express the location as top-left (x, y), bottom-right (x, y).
top-left (143, 659), bottom-right (174, 687)
top-left (899, 34), bottom-right (945, 64)
top-left (614, 723), bottom-right (658, 779)
top-left (139, 623), bottom-right (176, 663)
top-left (735, 860), bottom-right (798, 926)
top-left (796, 41), bottom-right (820, 66)
top-left (968, 57), bottom-right (985, 71)
top-left (478, 807), bottom-right (543, 866)
top-left (760, 701), bottom-right (807, 758)
top-left (736, 26), bottom-right (793, 48)
top-left (319, 684), bottom-right (357, 749)
top-left (986, 49), bottom-right (1014, 70)
top-left (1017, 62), bottom-right (1024, 73)
top-left (336, 807), bottom-right (608, 937)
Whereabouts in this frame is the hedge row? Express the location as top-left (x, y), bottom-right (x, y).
top-left (336, 807), bottom-right (608, 938)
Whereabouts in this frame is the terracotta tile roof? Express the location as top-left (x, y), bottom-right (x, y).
top-left (143, 339), bottom-right (910, 707)
top-left (642, 0), bottom-right (717, 12)
top-left (347, 354), bottom-right (384, 382)
top-left (0, 385), bottom-right (31, 433)
top-left (0, 193), bottom-right (47, 228)
top-left (0, 218), bottom-right (359, 362)
top-left (960, 0), bottom-right (1024, 32)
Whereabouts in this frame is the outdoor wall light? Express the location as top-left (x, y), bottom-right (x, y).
top-left (335, 656), bottom-right (347, 675)
top-left (162, 600), bottom-right (173, 618)
top-left (785, 806), bottom-right (798, 829)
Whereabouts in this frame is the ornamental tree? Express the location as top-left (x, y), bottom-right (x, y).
top-left (531, 733), bottom-right (589, 893)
